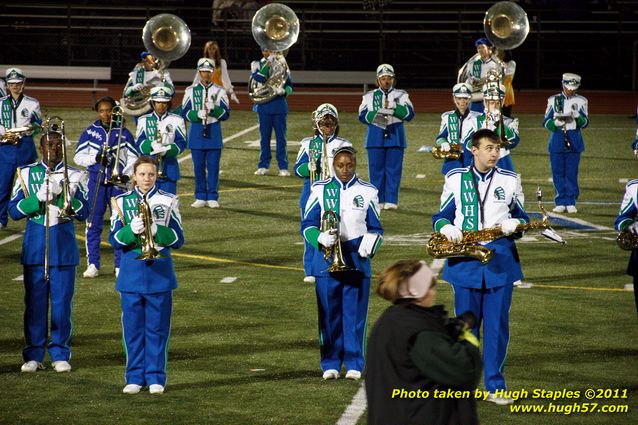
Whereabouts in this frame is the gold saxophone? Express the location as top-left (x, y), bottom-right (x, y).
top-left (320, 210), bottom-right (355, 273)
top-left (432, 144), bottom-right (463, 160)
top-left (136, 193), bottom-right (164, 260)
top-left (1, 124), bottom-right (38, 144)
top-left (617, 229), bottom-right (638, 250)
top-left (427, 187), bottom-right (565, 264)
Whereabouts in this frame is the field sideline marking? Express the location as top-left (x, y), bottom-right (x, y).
top-left (178, 124), bottom-right (260, 164)
top-left (336, 385), bottom-right (367, 425)
top-left (0, 232), bottom-right (23, 246)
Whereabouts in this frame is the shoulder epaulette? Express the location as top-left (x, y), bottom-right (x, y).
top-left (311, 179), bottom-right (331, 188)
top-left (446, 167), bottom-right (470, 178)
top-left (627, 179), bottom-right (638, 187)
top-left (496, 168), bottom-right (518, 178)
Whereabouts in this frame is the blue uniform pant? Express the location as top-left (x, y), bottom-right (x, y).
top-left (367, 147), bottom-right (404, 205)
top-left (315, 273), bottom-right (370, 372)
top-left (0, 160), bottom-right (15, 227)
top-left (86, 172), bottom-right (123, 269)
top-left (299, 200), bottom-right (312, 276)
top-left (257, 112), bottom-right (288, 170)
top-left (156, 179), bottom-right (176, 195)
top-left (452, 283), bottom-right (513, 392)
top-left (120, 291), bottom-right (173, 386)
top-left (550, 152), bottom-right (581, 206)
top-left (191, 148), bottom-right (221, 201)
top-left (23, 265), bottom-right (76, 363)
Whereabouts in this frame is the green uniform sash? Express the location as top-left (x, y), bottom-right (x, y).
top-left (193, 85), bottom-right (204, 110)
top-left (372, 90), bottom-right (384, 110)
top-left (554, 95), bottom-right (564, 113)
top-left (447, 114), bottom-right (460, 144)
top-left (135, 68), bottom-right (145, 84)
top-left (309, 136), bottom-right (323, 174)
top-left (27, 165), bottom-right (46, 224)
top-left (322, 180), bottom-right (340, 218)
top-left (472, 60), bottom-right (482, 79)
top-left (460, 171), bottom-right (479, 231)
top-left (1, 99), bottom-right (13, 127)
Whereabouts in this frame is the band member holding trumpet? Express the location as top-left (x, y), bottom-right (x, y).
top-left (301, 146), bottom-right (383, 380)
top-left (109, 156), bottom-right (184, 395)
top-left (433, 83), bottom-right (479, 174)
top-left (136, 86), bottom-right (186, 195)
top-left (0, 67), bottom-right (42, 230)
top-left (615, 179), bottom-right (638, 318)
top-left (9, 129), bottom-right (89, 373)
top-left (74, 96), bottom-right (138, 278)
top-left (432, 129), bottom-right (528, 405)
top-left (543, 73), bottom-right (589, 214)
top-left (294, 103), bottom-right (352, 283)
top-left (182, 58), bottom-right (230, 209)
top-left (459, 38), bottom-right (503, 113)
top-left (358, 64), bottom-right (414, 210)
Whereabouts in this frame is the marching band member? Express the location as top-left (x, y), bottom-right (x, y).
top-left (542, 73), bottom-right (589, 213)
top-left (135, 86), bottom-right (186, 195)
top-left (301, 146), bottom-right (383, 380)
top-left (358, 64), bottom-right (415, 210)
top-left (461, 83), bottom-right (520, 172)
top-left (615, 179), bottom-right (638, 318)
top-left (432, 129), bottom-right (528, 405)
top-left (251, 48), bottom-right (293, 177)
top-left (74, 96), bottom-right (138, 278)
top-left (192, 41), bottom-right (239, 104)
top-left (109, 156), bottom-right (184, 394)
top-left (294, 103), bottom-right (352, 283)
top-left (9, 131), bottom-right (89, 373)
top-left (459, 38), bottom-right (503, 113)
top-left (434, 82), bottom-right (479, 174)
top-left (0, 68), bottom-right (42, 230)
top-left (182, 58), bottom-right (230, 209)
top-left (123, 52), bottom-right (175, 110)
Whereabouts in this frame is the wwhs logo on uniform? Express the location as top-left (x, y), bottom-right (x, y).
top-left (353, 195), bottom-right (364, 208)
top-left (493, 186), bottom-right (505, 200)
top-left (153, 205), bottom-right (166, 220)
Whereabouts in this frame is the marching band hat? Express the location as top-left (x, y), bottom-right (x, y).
top-left (397, 261), bottom-right (434, 300)
top-left (376, 63), bottom-right (395, 78)
top-left (313, 103), bottom-right (338, 120)
top-left (562, 73), bottom-right (581, 90)
top-left (453, 82), bottom-right (473, 98)
top-left (150, 86), bottom-right (173, 102)
top-left (197, 58), bottom-right (215, 72)
top-left (141, 51), bottom-right (151, 60)
top-left (483, 83), bottom-right (505, 100)
top-left (475, 37), bottom-right (492, 47)
top-left (5, 67), bottom-right (26, 83)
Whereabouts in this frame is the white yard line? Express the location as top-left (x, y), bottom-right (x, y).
top-left (546, 213), bottom-right (612, 230)
top-left (336, 385), bottom-right (367, 425)
top-left (178, 124), bottom-right (260, 163)
top-left (0, 232), bottom-right (23, 246)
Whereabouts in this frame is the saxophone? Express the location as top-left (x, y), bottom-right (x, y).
top-left (432, 144), bottom-right (463, 160)
top-left (427, 187), bottom-right (565, 264)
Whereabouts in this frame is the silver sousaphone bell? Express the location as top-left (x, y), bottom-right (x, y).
top-left (484, 1), bottom-right (529, 50)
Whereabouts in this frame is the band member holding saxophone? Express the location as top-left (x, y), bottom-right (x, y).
top-left (0, 67), bottom-right (42, 230)
top-left (358, 64), bottom-right (414, 210)
top-left (251, 48), bottom-right (293, 177)
top-left (459, 38), bottom-right (503, 113)
top-left (294, 103), bottom-right (352, 283)
top-left (9, 131), bottom-right (89, 373)
top-left (181, 58), bottom-right (230, 209)
top-left (542, 73), bottom-right (589, 214)
top-left (433, 83), bottom-right (479, 174)
top-left (615, 179), bottom-right (638, 318)
top-left (74, 96), bottom-right (138, 278)
top-left (432, 129), bottom-right (528, 405)
top-left (135, 86), bottom-right (187, 195)
top-left (109, 156), bottom-right (184, 395)
top-left (301, 146), bottom-right (383, 381)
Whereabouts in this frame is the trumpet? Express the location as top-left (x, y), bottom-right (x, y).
top-left (54, 117), bottom-right (77, 220)
top-left (105, 106), bottom-right (129, 188)
top-left (320, 210), bottom-right (355, 273)
top-left (152, 130), bottom-right (168, 179)
top-left (136, 192), bottom-right (164, 260)
top-left (1, 124), bottom-right (38, 144)
top-left (432, 144), bottom-right (463, 160)
top-left (309, 137), bottom-right (331, 184)
top-left (617, 229), bottom-right (638, 250)
top-left (427, 187), bottom-right (565, 264)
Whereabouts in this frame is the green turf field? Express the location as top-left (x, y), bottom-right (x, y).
top-left (0, 108), bottom-right (636, 424)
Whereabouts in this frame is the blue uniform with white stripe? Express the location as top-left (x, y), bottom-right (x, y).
top-left (9, 161), bottom-right (89, 363)
top-left (251, 57), bottom-right (293, 171)
top-left (615, 179), bottom-right (638, 317)
top-left (358, 87), bottom-right (414, 206)
top-left (432, 166), bottom-right (528, 393)
top-left (542, 92), bottom-right (589, 207)
top-left (74, 120), bottom-right (137, 270)
top-left (181, 82), bottom-right (230, 202)
top-left (301, 175), bottom-right (383, 373)
top-left (109, 186), bottom-right (184, 387)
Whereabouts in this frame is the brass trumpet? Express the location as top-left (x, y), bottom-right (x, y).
top-left (136, 193), bottom-right (164, 260)
top-left (105, 106), bottom-right (129, 187)
top-left (320, 210), bottom-right (354, 273)
top-left (427, 187), bottom-right (564, 264)
top-left (431, 144), bottom-right (463, 160)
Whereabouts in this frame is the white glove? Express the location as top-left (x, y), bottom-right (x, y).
top-left (49, 179), bottom-right (63, 196)
top-left (357, 233), bottom-right (379, 258)
top-left (197, 109), bottom-right (208, 120)
top-left (206, 100), bottom-right (215, 110)
top-left (358, 245), bottom-right (370, 258)
top-left (571, 108), bottom-right (580, 119)
top-left (151, 141), bottom-right (169, 156)
top-left (628, 222), bottom-right (638, 235)
top-left (377, 108), bottom-right (394, 115)
top-left (501, 218), bottom-right (521, 236)
top-left (130, 216), bottom-right (145, 235)
top-left (440, 224), bottom-right (463, 243)
top-left (36, 183), bottom-right (56, 202)
top-left (0, 125), bottom-right (5, 137)
top-left (151, 222), bottom-right (158, 236)
top-left (230, 93), bottom-right (240, 104)
top-left (385, 97), bottom-right (397, 109)
top-left (440, 142), bottom-right (451, 152)
top-left (554, 118), bottom-right (565, 127)
top-left (490, 109), bottom-right (501, 122)
top-left (317, 230), bottom-right (337, 248)
top-left (132, 83), bottom-right (144, 92)
top-left (274, 87), bottom-right (286, 96)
